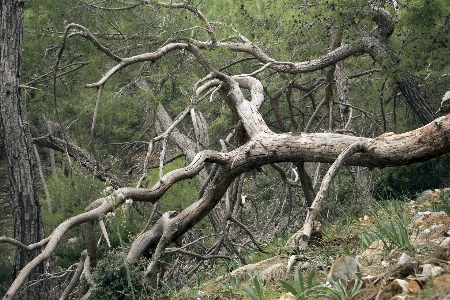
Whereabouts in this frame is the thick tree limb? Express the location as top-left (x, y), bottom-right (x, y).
top-left (3, 149), bottom-right (228, 299)
top-left (7, 112), bottom-right (450, 298)
top-left (156, 104), bottom-right (197, 161)
top-left (33, 134), bottom-right (125, 189)
top-left (64, 24), bottom-right (122, 62)
top-left (59, 251), bottom-right (87, 300)
top-left (19, 9), bottom-right (450, 294)
top-left (126, 114), bottom-right (450, 263)
top-left (290, 141), bottom-right (368, 250)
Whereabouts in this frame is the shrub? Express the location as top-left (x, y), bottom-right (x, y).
top-left (90, 250), bottom-right (152, 300)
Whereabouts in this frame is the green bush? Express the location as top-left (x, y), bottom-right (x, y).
top-left (0, 245), bottom-right (13, 297)
top-left (279, 267), bottom-right (318, 300)
top-left (432, 191), bottom-right (450, 216)
top-left (374, 155), bottom-right (450, 200)
top-left (43, 167), bottom-right (104, 234)
top-left (90, 250), bottom-right (153, 300)
top-left (356, 202), bottom-right (415, 252)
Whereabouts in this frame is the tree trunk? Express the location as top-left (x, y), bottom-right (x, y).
top-left (0, 0), bottom-right (45, 295)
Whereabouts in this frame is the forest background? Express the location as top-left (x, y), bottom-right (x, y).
top-left (0, 0), bottom-right (450, 299)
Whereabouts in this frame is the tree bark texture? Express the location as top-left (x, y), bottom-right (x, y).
top-left (0, 0), bottom-right (45, 287)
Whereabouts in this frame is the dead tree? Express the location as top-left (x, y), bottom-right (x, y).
top-left (2, 2), bottom-right (450, 299)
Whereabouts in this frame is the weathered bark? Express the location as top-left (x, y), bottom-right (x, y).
top-left (33, 145), bottom-right (51, 212)
top-left (0, 0), bottom-right (45, 294)
top-left (325, 30), bottom-right (342, 132)
top-left (396, 72), bottom-right (438, 124)
top-left (60, 251), bottom-right (87, 300)
top-left (336, 62), bottom-right (352, 130)
top-left (5, 5), bottom-right (447, 297)
top-left (125, 114), bottom-right (450, 263)
top-left (4, 112), bottom-right (450, 299)
top-left (155, 104), bottom-right (198, 162)
top-left (288, 141), bottom-right (368, 250)
top-left (268, 80), bottom-right (290, 132)
top-left (295, 162), bottom-right (316, 208)
top-left (46, 120), bottom-right (56, 173)
top-left (33, 134), bottom-right (125, 189)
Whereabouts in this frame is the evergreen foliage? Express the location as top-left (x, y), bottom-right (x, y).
top-left (90, 250), bottom-right (152, 300)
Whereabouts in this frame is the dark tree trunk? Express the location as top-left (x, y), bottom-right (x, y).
top-left (0, 0), bottom-right (45, 295)
top-left (396, 72), bottom-right (438, 125)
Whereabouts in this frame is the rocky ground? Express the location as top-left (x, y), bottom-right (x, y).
top-left (210, 189), bottom-right (450, 300)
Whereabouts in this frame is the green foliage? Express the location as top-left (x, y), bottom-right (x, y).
top-left (17, 0), bottom-right (450, 298)
top-left (374, 155), bottom-right (450, 200)
top-left (432, 191), bottom-right (450, 216)
top-left (147, 156), bottom-right (201, 212)
top-left (279, 267), bottom-right (318, 300)
top-left (0, 245), bottom-right (13, 297)
top-left (53, 236), bottom-right (86, 269)
top-left (42, 165), bottom-right (109, 268)
top-left (355, 229), bottom-right (378, 251)
top-left (106, 210), bottom-right (146, 246)
top-left (398, 0), bottom-right (450, 74)
top-left (90, 250), bottom-right (152, 300)
top-left (42, 166), bottom-right (104, 234)
top-left (357, 202), bottom-right (415, 252)
top-left (317, 278), bottom-right (363, 300)
top-left (243, 273), bottom-right (264, 300)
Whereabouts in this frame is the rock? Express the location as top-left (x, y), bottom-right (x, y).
top-left (397, 253), bottom-right (411, 265)
top-left (228, 255), bottom-right (288, 283)
top-left (376, 279), bottom-right (421, 298)
top-left (278, 292), bottom-right (296, 300)
top-left (415, 190), bottom-right (433, 203)
top-left (389, 262), bottom-right (418, 279)
top-left (357, 240), bottom-right (386, 265)
top-left (432, 273), bottom-right (450, 298)
top-left (405, 279), bottom-right (421, 294)
top-left (410, 221), bottom-right (449, 247)
top-left (389, 296), bottom-right (406, 300)
top-left (421, 264), bottom-right (443, 277)
top-left (413, 211), bottom-right (450, 227)
top-left (433, 246), bottom-right (450, 261)
top-left (375, 280), bottom-right (406, 300)
top-left (441, 237), bottom-right (450, 248)
top-left (328, 256), bottom-right (361, 283)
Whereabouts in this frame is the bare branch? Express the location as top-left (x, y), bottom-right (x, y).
top-left (89, 84), bottom-right (104, 172)
top-left (292, 141), bottom-right (368, 250)
top-left (167, 248), bottom-right (230, 261)
top-left (33, 134), bottom-right (125, 189)
top-left (229, 217), bottom-right (269, 254)
top-left (147, 0), bottom-right (217, 43)
top-left (191, 39), bottom-right (363, 74)
top-left (0, 237), bottom-right (50, 252)
top-left (65, 23), bottom-right (122, 62)
top-left (136, 141), bottom-right (154, 188)
top-left (60, 251), bottom-right (87, 300)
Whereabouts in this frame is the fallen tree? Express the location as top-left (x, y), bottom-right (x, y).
top-left (1, 1), bottom-right (450, 299)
